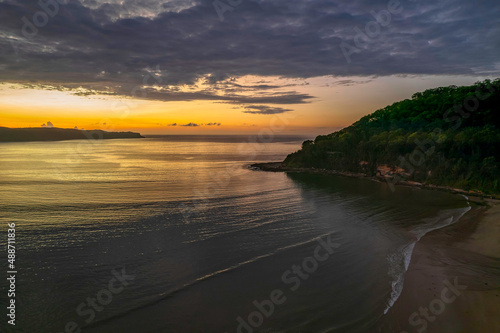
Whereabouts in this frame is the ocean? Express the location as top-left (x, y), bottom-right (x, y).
top-left (0, 135), bottom-right (470, 333)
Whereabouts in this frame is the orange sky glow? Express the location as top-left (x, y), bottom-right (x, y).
top-left (0, 75), bottom-right (489, 136)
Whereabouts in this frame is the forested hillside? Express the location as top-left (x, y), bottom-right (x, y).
top-left (284, 79), bottom-right (500, 193)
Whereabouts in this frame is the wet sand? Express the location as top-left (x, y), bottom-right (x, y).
top-left (251, 162), bottom-right (500, 332)
top-left (377, 199), bottom-right (500, 333)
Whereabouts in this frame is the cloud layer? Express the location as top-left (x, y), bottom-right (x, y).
top-left (243, 105), bottom-right (293, 115)
top-left (168, 122), bottom-right (221, 126)
top-left (0, 0), bottom-right (498, 109)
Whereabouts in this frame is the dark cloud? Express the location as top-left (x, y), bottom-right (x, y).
top-left (243, 105), bottom-right (293, 115)
top-left (332, 79), bottom-right (373, 86)
top-left (136, 88), bottom-right (314, 104)
top-left (167, 122), bottom-right (220, 126)
top-left (0, 0), bottom-right (498, 106)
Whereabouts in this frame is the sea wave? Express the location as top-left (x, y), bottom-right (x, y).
top-left (384, 199), bottom-right (471, 314)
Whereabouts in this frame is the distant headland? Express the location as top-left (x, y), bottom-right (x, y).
top-left (0, 127), bottom-right (144, 142)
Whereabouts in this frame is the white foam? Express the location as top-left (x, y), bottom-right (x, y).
top-left (384, 241), bottom-right (416, 314)
top-left (383, 203), bottom-right (471, 314)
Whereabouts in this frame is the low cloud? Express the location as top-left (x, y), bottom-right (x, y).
top-left (167, 122), bottom-right (221, 127)
top-left (243, 105), bottom-right (293, 115)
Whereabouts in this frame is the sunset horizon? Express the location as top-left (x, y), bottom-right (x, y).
top-left (1, 75), bottom-right (495, 135)
top-left (1, 0), bottom-right (499, 332)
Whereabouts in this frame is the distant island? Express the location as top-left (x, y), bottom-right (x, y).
top-left (0, 127), bottom-right (144, 142)
top-left (254, 79), bottom-right (500, 195)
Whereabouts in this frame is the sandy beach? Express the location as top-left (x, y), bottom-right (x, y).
top-left (251, 162), bottom-right (500, 331)
top-left (377, 199), bottom-right (500, 332)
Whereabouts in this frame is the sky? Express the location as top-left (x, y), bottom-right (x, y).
top-left (0, 0), bottom-right (499, 135)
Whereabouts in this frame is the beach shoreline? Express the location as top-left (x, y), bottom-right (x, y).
top-left (249, 162), bottom-right (499, 200)
top-left (251, 162), bottom-right (500, 332)
top-left (376, 198), bottom-right (500, 332)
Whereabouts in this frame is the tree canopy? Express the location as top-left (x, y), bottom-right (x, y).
top-left (284, 79), bottom-right (500, 194)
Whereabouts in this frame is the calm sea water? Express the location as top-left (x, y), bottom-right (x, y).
top-left (0, 136), bottom-right (470, 333)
